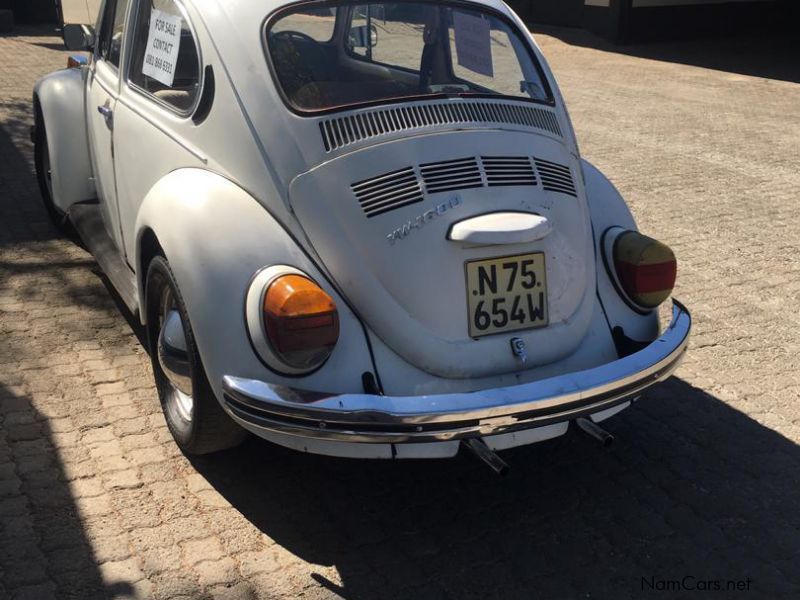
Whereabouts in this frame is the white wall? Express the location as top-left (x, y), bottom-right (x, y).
top-left (631, 0), bottom-right (776, 7)
top-left (61, 0), bottom-right (102, 25)
top-left (585, 0), bottom-right (777, 6)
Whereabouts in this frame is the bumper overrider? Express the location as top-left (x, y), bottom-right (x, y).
top-left (223, 300), bottom-right (691, 444)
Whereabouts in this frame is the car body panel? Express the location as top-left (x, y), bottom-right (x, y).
top-left (290, 129), bottom-right (595, 378)
top-left (113, 84), bottom-right (210, 263)
top-left (86, 57), bottom-right (126, 250)
top-left (365, 300), bottom-right (619, 396)
top-left (33, 69), bottom-right (95, 211)
top-left (134, 168), bottom-right (376, 400)
top-left (582, 159), bottom-right (659, 343)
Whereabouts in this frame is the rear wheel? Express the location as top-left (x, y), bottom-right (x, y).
top-left (146, 256), bottom-right (247, 454)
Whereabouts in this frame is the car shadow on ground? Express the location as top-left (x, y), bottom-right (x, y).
top-left (28, 40), bottom-right (69, 52)
top-left (532, 25), bottom-right (800, 85)
top-left (0, 99), bottom-right (60, 246)
top-left (0, 99), bottom-right (142, 325)
top-left (0, 98), bottom-right (140, 597)
top-left (0, 25), bottom-right (61, 39)
top-left (192, 377), bottom-right (800, 599)
top-left (0, 384), bottom-right (136, 598)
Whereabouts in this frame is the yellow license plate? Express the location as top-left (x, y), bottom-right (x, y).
top-left (465, 252), bottom-right (548, 338)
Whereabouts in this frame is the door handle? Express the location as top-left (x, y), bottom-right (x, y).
top-left (448, 212), bottom-right (553, 247)
top-left (97, 104), bottom-right (114, 129)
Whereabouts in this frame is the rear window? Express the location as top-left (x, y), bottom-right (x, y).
top-left (271, 7), bottom-right (337, 42)
top-left (266, 1), bottom-right (551, 112)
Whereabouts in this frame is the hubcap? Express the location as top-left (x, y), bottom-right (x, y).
top-left (157, 290), bottom-right (194, 423)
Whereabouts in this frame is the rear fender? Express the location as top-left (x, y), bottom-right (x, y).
top-left (582, 160), bottom-right (659, 344)
top-left (135, 169), bottom-right (375, 400)
top-left (33, 69), bottom-right (94, 211)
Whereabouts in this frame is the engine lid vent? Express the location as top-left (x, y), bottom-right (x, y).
top-left (352, 155), bottom-right (574, 218)
top-left (320, 99), bottom-right (562, 152)
top-left (420, 157), bottom-right (482, 195)
top-left (534, 158), bottom-right (577, 197)
top-left (351, 167), bottom-right (424, 218)
top-left (482, 156), bottom-right (537, 187)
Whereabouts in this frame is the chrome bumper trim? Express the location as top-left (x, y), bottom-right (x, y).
top-left (222, 300), bottom-right (691, 444)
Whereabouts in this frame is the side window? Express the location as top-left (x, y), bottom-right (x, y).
top-left (128, 0), bottom-right (201, 113)
top-left (97, 0), bottom-right (130, 68)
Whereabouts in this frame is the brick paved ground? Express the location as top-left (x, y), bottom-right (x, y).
top-left (1, 24), bottom-right (799, 600)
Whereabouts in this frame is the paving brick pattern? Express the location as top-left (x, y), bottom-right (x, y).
top-left (1, 25), bottom-right (799, 600)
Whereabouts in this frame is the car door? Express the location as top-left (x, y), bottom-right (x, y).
top-left (86, 0), bottom-right (130, 251)
top-left (113, 0), bottom-right (204, 261)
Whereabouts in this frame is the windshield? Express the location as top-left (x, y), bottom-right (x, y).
top-left (266, 1), bottom-right (551, 112)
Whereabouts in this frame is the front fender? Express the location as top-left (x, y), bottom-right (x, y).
top-left (582, 159), bottom-right (658, 343)
top-left (135, 169), bottom-right (376, 399)
top-left (33, 69), bottom-right (94, 211)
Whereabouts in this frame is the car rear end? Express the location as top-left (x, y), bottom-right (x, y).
top-left (208, 0), bottom-right (691, 460)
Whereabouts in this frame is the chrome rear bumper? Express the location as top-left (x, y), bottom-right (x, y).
top-left (222, 301), bottom-right (691, 444)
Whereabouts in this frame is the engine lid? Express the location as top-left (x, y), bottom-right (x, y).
top-left (289, 130), bottom-right (595, 378)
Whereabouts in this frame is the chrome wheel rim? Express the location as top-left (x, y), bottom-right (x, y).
top-left (158, 287), bottom-right (194, 424)
top-left (171, 386), bottom-right (194, 423)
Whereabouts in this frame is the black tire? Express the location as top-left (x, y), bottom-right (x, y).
top-left (33, 116), bottom-right (70, 233)
top-left (146, 255), bottom-right (247, 455)
top-left (55, 1), bottom-right (64, 30)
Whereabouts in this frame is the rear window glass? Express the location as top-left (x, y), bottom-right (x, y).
top-left (266, 1), bottom-right (551, 112)
top-left (271, 7), bottom-right (337, 42)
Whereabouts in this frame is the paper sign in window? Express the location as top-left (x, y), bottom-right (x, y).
top-left (142, 9), bottom-right (182, 88)
top-left (453, 11), bottom-right (493, 78)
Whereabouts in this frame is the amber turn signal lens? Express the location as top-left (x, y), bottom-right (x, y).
top-left (263, 275), bottom-right (339, 370)
top-left (613, 231), bottom-right (677, 309)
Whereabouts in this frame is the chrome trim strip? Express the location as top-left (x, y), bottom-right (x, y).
top-left (222, 300), bottom-right (691, 443)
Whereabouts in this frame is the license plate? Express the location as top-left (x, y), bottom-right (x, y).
top-left (465, 252), bottom-right (548, 338)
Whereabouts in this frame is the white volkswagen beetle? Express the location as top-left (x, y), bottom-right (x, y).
top-left (33, 0), bottom-right (691, 470)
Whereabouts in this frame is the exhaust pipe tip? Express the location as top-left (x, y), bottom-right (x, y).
top-left (576, 418), bottom-right (615, 447)
top-left (461, 438), bottom-right (510, 476)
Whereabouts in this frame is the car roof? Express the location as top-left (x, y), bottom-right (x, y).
top-left (187, 0), bottom-right (514, 25)
top-left (185, 0), bottom-right (520, 75)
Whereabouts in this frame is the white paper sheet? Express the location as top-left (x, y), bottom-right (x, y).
top-left (453, 11), bottom-right (493, 78)
top-left (141, 9), bottom-right (182, 88)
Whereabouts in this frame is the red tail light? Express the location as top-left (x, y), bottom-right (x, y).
top-left (613, 231), bottom-right (677, 309)
top-left (262, 274), bottom-right (339, 370)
